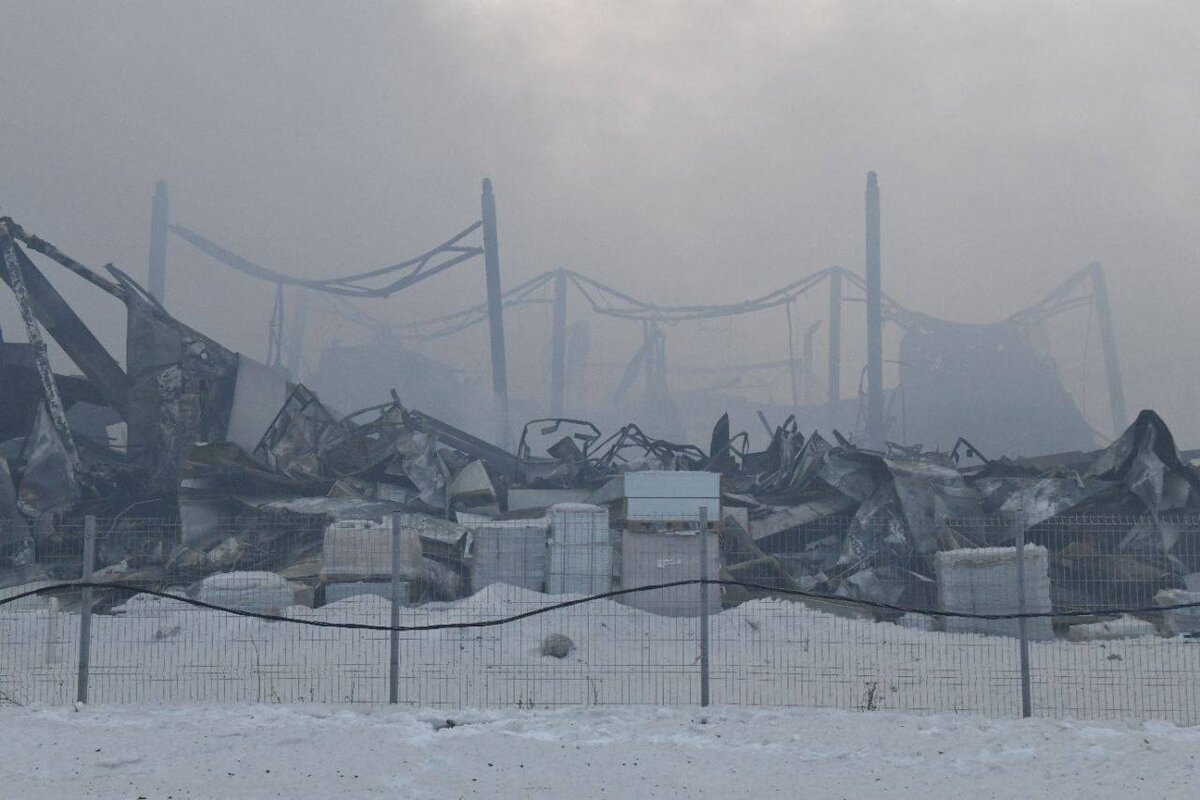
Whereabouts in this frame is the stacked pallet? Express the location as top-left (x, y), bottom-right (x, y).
top-left (547, 504), bottom-right (612, 595)
top-left (468, 518), bottom-right (550, 594)
top-left (935, 545), bottom-right (1052, 639)
top-left (620, 528), bottom-right (720, 617)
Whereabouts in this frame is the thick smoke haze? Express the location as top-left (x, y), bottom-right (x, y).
top-left (3, 1), bottom-right (1198, 447)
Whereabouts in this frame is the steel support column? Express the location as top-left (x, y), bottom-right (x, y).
top-left (1090, 263), bottom-right (1127, 436)
top-left (550, 268), bottom-right (568, 416)
top-left (481, 179), bottom-right (511, 449)
top-left (827, 268), bottom-right (842, 431)
top-left (865, 172), bottom-right (884, 448)
top-left (148, 180), bottom-right (168, 304)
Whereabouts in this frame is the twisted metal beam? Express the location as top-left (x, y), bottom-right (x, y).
top-left (170, 221), bottom-right (483, 298)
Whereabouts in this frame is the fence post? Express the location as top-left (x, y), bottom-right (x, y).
top-left (76, 515), bottom-right (96, 706)
top-left (698, 505), bottom-right (710, 708)
top-left (389, 512), bottom-right (402, 704)
top-left (1013, 514), bottom-right (1032, 719)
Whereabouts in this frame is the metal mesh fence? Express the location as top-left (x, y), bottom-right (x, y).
top-left (1, 511), bottom-right (1198, 724)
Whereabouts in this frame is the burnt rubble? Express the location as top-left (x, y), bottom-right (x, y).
top-left (3, 217), bottom-right (1200, 627)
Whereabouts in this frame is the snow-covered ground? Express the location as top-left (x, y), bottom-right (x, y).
top-left (4, 582), bottom-right (1200, 725)
top-left (1, 703), bottom-right (1197, 799)
top-left (4, 583), bottom-right (1200, 723)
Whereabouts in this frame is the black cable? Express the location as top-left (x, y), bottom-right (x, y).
top-left (5, 580), bottom-right (1200, 632)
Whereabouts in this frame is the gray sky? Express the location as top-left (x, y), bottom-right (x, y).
top-left (2, 1), bottom-right (1198, 443)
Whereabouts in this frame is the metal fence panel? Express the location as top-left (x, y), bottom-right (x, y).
top-left (1, 513), bottom-right (1198, 724)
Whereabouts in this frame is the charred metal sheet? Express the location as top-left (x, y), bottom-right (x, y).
top-left (1, 233), bottom-right (80, 482)
top-left (744, 430), bottom-right (830, 501)
top-left (706, 412), bottom-right (735, 473)
top-left (0, 457), bottom-right (28, 548)
top-left (516, 418), bottom-right (601, 484)
top-left (0, 229), bottom-right (129, 416)
top-left (225, 355), bottom-right (291, 452)
top-left (751, 495), bottom-right (856, 542)
top-left (253, 385), bottom-right (344, 481)
top-left (240, 494), bottom-right (404, 521)
top-left (839, 480), bottom-right (909, 572)
top-left (185, 442), bottom-right (326, 495)
top-left (884, 457), bottom-right (982, 553)
top-left (1085, 409), bottom-right (1200, 513)
top-left (740, 416), bottom-right (803, 477)
top-left (815, 449), bottom-right (882, 504)
top-left (126, 290), bottom-right (237, 492)
top-left (321, 403), bottom-right (408, 479)
top-left (589, 423), bottom-right (706, 473)
top-left (1, 359), bottom-right (111, 445)
top-left (449, 460), bottom-right (496, 502)
top-left (179, 476), bottom-right (235, 548)
top-left (834, 566), bottom-right (913, 607)
top-left (393, 428), bottom-right (448, 508)
top-left (406, 408), bottom-right (519, 476)
top-left (993, 477), bottom-right (1110, 527)
top-left (624, 470), bottom-right (720, 521)
top-left (17, 402), bottom-right (80, 515)
top-left (1, 217), bottom-right (127, 299)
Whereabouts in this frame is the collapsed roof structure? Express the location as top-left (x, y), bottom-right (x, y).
top-left (2, 177), bottom-right (1195, 622)
top-left (161, 175), bottom-right (1127, 457)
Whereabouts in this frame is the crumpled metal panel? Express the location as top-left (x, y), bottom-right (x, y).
top-left (0, 456), bottom-right (29, 547)
top-left (885, 456), bottom-right (982, 553)
top-left (17, 402), bottom-right (79, 516)
top-left (225, 354), bottom-right (291, 452)
top-left (321, 403), bottom-right (407, 478)
top-left (1086, 409), bottom-right (1200, 514)
top-left (394, 429), bottom-right (448, 508)
top-left (841, 480), bottom-right (909, 566)
top-left (745, 431), bottom-right (831, 501)
top-left (834, 566), bottom-right (915, 606)
top-left (254, 384), bottom-right (345, 481)
top-left (996, 476), bottom-right (1110, 527)
top-left (449, 460), bottom-right (496, 501)
top-left (816, 449), bottom-right (882, 505)
top-left (126, 292), bottom-right (237, 492)
top-left (750, 494), bottom-right (855, 542)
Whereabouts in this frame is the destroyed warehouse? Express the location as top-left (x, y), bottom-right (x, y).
top-left (3, 211), bottom-right (1200, 638)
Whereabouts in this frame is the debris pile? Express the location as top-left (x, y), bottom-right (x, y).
top-left (3, 218), bottom-right (1200, 634)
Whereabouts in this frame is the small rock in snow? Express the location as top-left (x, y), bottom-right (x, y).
top-left (541, 633), bottom-right (575, 659)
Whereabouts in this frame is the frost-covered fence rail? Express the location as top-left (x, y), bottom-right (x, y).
top-left (1, 514), bottom-right (1199, 724)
